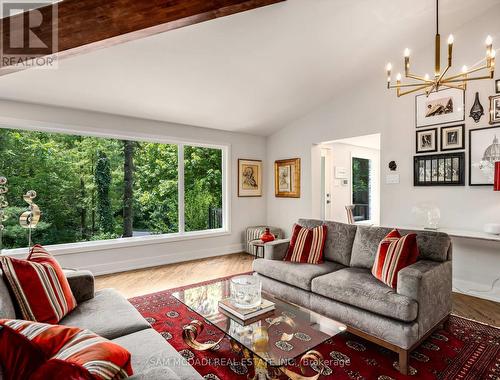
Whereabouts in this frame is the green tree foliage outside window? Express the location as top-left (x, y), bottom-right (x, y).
top-left (0, 128), bottom-right (223, 249)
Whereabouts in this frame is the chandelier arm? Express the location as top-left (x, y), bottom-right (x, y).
top-left (405, 73), bottom-right (431, 82)
top-left (442, 74), bottom-right (494, 84)
top-left (442, 65), bottom-right (490, 82)
top-left (397, 84), bottom-right (432, 97)
top-left (389, 82), bottom-right (433, 89)
top-left (436, 64), bottom-right (451, 83)
top-left (440, 82), bottom-right (465, 90)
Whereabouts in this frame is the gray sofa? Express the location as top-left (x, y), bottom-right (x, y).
top-left (253, 219), bottom-right (452, 375)
top-left (0, 269), bottom-right (202, 380)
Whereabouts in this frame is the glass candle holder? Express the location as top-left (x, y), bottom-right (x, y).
top-left (230, 275), bottom-right (262, 309)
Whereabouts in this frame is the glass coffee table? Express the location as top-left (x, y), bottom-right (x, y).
top-left (172, 277), bottom-right (346, 380)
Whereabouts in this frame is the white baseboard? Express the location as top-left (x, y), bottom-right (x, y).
top-left (453, 278), bottom-right (500, 303)
top-left (80, 243), bottom-right (245, 276)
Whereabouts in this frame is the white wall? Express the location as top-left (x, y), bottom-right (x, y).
top-left (325, 142), bottom-right (380, 225)
top-left (0, 100), bottom-right (267, 275)
top-left (266, 10), bottom-right (500, 302)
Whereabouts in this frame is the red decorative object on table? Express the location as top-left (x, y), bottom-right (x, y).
top-left (260, 228), bottom-right (275, 243)
top-left (494, 161), bottom-right (500, 191)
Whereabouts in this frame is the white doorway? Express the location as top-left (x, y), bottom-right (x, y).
top-left (317, 134), bottom-right (380, 225)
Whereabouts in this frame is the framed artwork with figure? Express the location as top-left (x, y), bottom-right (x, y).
top-left (274, 158), bottom-right (301, 198)
top-left (416, 128), bottom-right (437, 153)
top-left (238, 159), bottom-right (262, 197)
top-left (440, 124), bottom-right (465, 151)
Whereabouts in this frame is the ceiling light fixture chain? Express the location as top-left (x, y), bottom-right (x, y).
top-left (386, 0), bottom-right (495, 97)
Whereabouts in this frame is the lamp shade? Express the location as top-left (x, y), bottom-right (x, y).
top-left (495, 161), bottom-right (500, 191)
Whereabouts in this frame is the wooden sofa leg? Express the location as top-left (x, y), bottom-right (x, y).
top-left (399, 349), bottom-right (409, 375)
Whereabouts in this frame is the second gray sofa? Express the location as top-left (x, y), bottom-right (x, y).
top-left (0, 269), bottom-right (203, 380)
top-left (253, 218), bottom-right (452, 375)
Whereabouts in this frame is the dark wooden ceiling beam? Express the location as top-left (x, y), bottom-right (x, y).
top-left (0, 0), bottom-right (285, 71)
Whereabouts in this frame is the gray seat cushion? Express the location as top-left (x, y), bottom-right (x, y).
top-left (113, 328), bottom-right (203, 380)
top-left (253, 258), bottom-right (344, 291)
top-left (311, 267), bottom-right (418, 322)
top-left (321, 221), bottom-right (357, 265)
top-left (0, 270), bottom-right (16, 319)
top-left (60, 288), bottom-right (150, 340)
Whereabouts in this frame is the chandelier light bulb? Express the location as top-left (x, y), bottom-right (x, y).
top-left (386, 63), bottom-right (392, 71)
top-left (424, 73), bottom-right (430, 81)
top-left (461, 65), bottom-right (468, 73)
top-left (486, 35), bottom-right (493, 46)
top-left (404, 48), bottom-right (410, 57)
top-left (447, 34), bottom-right (454, 45)
top-left (396, 73), bottom-right (402, 81)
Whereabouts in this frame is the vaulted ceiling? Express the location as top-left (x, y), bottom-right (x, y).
top-left (0, 0), bottom-right (498, 135)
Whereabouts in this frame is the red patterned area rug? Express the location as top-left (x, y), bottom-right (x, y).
top-left (129, 275), bottom-right (500, 380)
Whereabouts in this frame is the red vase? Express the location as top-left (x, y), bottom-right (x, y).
top-left (260, 228), bottom-right (275, 243)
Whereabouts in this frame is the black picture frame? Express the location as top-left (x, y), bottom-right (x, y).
top-left (416, 128), bottom-right (438, 154)
top-left (469, 125), bottom-right (500, 186)
top-left (414, 152), bottom-right (465, 186)
top-left (440, 124), bottom-right (465, 151)
top-left (496, 79), bottom-right (500, 94)
top-left (415, 88), bottom-right (465, 128)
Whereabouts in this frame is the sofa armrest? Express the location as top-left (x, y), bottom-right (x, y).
top-left (397, 260), bottom-right (452, 336)
top-left (263, 239), bottom-right (290, 260)
top-left (65, 270), bottom-right (95, 303)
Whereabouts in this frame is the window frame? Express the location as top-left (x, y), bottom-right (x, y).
top-left (0, 124), bottom-right (231, 255)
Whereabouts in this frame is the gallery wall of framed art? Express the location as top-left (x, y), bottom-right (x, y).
top-left (413, 77), bottom-right (500, 188)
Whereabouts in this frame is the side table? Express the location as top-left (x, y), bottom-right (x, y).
top-left (249, 240), bottom-right (266, 259)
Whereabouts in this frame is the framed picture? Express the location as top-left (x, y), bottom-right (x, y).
top-left (416, 128), bottom-right (437, 153)
top-left (238, 159), bottom-right (262, 197)
top-left (414, 152), bottom-right (465, 186)
top-left (489, 94), bottom-right (500, 125)
top-left (469, 125), bottom-right (500, 186)
top-left (496, 79), bottom-right (500, 94)
top-left (440, 124), bottom-right (465, 151)
top-left (274, 158), bottom-right (300, 198)
top-left (416, 88), bottom-right (465, 128)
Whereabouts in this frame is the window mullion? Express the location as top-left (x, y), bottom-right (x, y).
top-left (178, 144), bottom-right (185, 234)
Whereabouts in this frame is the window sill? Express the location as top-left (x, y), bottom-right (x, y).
top-left (1, 229), bottom-right (231, 258)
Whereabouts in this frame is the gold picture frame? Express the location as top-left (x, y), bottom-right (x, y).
top-left (489, 94), bottom-right (500, 125)
top-left (274, 158), bottom-right (301, 198)
top-left (238, 159), bottom-right (262, 197)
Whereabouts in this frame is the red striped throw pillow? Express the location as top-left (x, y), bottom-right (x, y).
top-left (0, 319), bottom-right (132, 380)
top-left (371, 229), bottom-right (419, 288)
top-left (0, 244), bottom-right (76, 324)
top-left (284, 224), bottom-right (327, 264)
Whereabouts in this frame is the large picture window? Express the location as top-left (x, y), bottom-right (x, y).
top-left (0, 127), bottom-right (226, 250)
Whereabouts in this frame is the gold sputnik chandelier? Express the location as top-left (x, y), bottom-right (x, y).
top-left (386, 0), bottom-right (495, 97)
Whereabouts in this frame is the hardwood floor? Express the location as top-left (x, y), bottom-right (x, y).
top-left (96, 253), bottom-right (500, 327)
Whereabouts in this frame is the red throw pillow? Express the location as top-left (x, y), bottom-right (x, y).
top-left (0, 244), bottom-right (77, 323)
top-left (284, 224), bottom-right (327, 264)
top-left (371, 229), bottom-right (419, 288)
top-left (0, 319), bottom-right (133, 380)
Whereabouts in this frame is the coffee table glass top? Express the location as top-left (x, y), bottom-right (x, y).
top-left (172, 277), bottom-right (346, 367)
